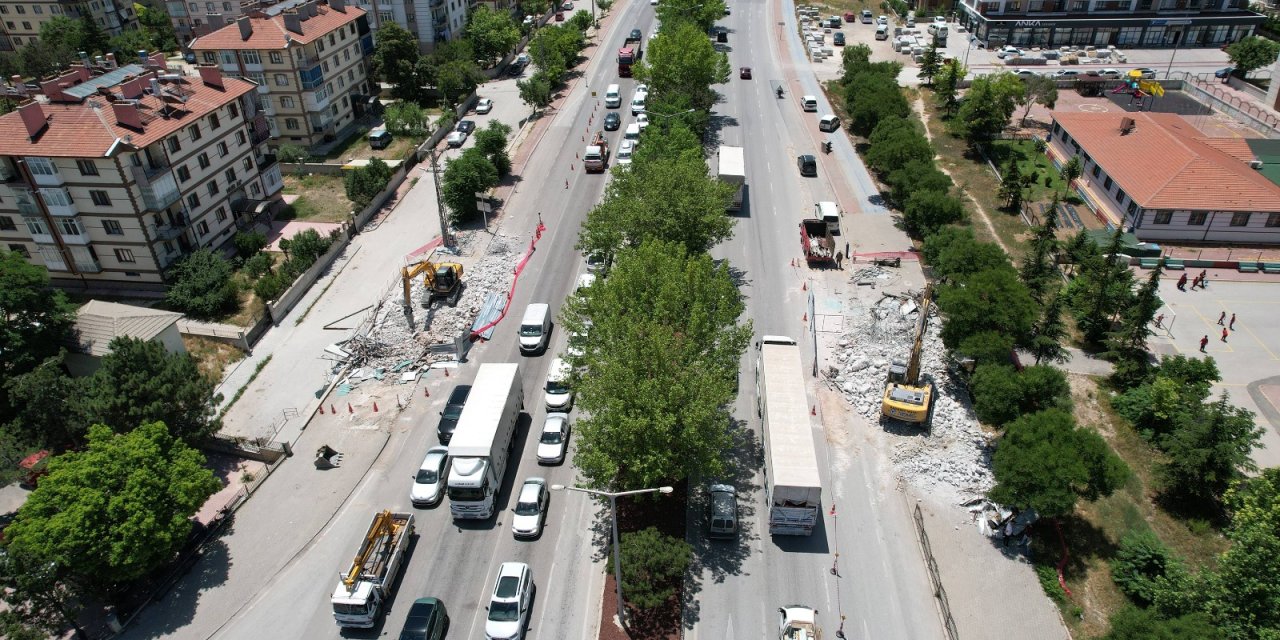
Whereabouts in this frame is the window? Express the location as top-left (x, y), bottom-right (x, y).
top-left (114, 248), bottom-right (136, 262)
top-left (1189, 211), bottom-right (1208, 226)
top-left (242, 157), bottom-right (253, 171)
top-left (270, 51), bottom-right (283, 64)
top-left (1115, 188), bottom-right (1126, 204)
top-left (24, 217), bottom-right (46, 235)
top-left (207, 180), bottom-right (220, 196)
top-left (14, 5), bottom-right (22, 12)
top-left (167, 137), bottom-right (181, 153)
top-left (103, 219), bottom-right (123, 235)
top-left (197, 220), bottom-right (209, 236)
top-left (21, 22), bottom-right (28, 30)
top-left (274, 73), bottom-right (289, 86)
top-left (197, 153), bottom-right (210, 169)
top-left (203, 51), bottom-right (216, 64)
top-left (177, 165), bottom-right (191, 182)
top-left (236, 131), bottom-right (246, 145)
top-left (57, 218), bottom-right (83, 236)
top-left (90, 190), bottom-right (111, 206)
top-left (344, 49), bottom-right (350, 62)
top-left (1268, 213), bottom-right (1280, 228)
top-left (209, 113), bottom-right (221, 130)
top-left (32, 5), bottom-right (41, 12)
top-left (1154, 210), bottom-right (1172, 224)
top-left (285, 118), bottom-right (299, 130)
top-left (0, 216), bottom-right (14, 230)
top-left (240, 50), bottom-right (260, 65)
top-left (0, 7), bottom-right (7, 13)
top-left (224, 168), bottom-right (237, 183)
top-left (205, 1), bottom-right (213, 10)
top-left (1127, 201), bottom-right (1137, 216)
top-left (329, 33), bottom-right (336, 46)
top-left (228, 103), bottom-right (238, 119)
top-left (1091, 164), bottom-right (1100, 177)
top-left (222, 1), bottom-right (231, 9)
top-left (280, 96), bottom-right (295, 108)
top-left (25, 157), bottom-right (55, 175)
top-left (188, 124), bottom-right (202, 141)
top-left (8, 244), bottom-right (29, 258)
top-left (217, 141), bottom-right (229, 157)
top-left (1103, 176), bottom-right (1113, 190)
top-left (215, 206), bottom-right (227, 223)
top-left (1230, 212), bottom-right (1251, 227)
top-left (76, 159), bottom-right (99, 175)
top-left (187, 193), bottom-right (201, 208)
top-left (251, 182), bottom-right (261, 196)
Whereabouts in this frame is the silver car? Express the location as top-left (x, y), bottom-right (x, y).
top-left (446, 131), bottom-right (467, 147)
top-left (511, 478), bottom-right (549, 539)
top-left (485, 562), bottom-right (534, 640)
top-left (537, 414), bottom-right (570, 465)
top-left (410, 446), bottom-right (449, 507)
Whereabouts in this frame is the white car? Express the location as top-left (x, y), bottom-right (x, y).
top-left (650, 0), bottom-right (657, 4)
top-left (566, 320), bottom-right (592, 358)
top-left (933, 15), bottom-right (946, 25)
top-left (486, 562), bottom-right (534, 639)
top-left (876, 15), bottom-right (888, 25)
top-left (634, 84), bottom-right (649, 95)
top-left (544, 357), bottom-right (574, 410)
top-left (1053, 69), bottom-right (1081, 79)
top-left (410, 446), bottom-right (449, 507)
top-left (996, 45), bottom-right (1023, 59)
top-left (446, 131), bottom-right (467, 147)
top-left (1093, 68), bottom-right (1121, 78)
top-left (1012, 68), bottom-right (1040, 79)
top-left (476, 98), bottom-right (494, 114)
top-left (538, 413), bottom-right (570, 464)
top-left (635, 113), bottom-right (649, 130)
top-left (576, 272), bottom-right (596, 291)
top-left (511, 478), bottom-right (549, 539)
top-left (616, 139), bottom-right (636, 166)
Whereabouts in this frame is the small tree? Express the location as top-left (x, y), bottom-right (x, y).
top-left (1017, 74), bottom-right (1058, 126)
top-left (1225, 36), bottom-right (1280, 77)
top-left (473, 120), bottom-right (513, 176)
top-left (517, 71), bottom-right (554, 109)
top-left (464, 6), bottom-right (522, 66)
top-left (440, 147), bottom-right (499, 223)
top-left (998, 161), bottom-right (1025, 211)
top-left (164, 249), bottom-right (238, 319)
top-left (383, 101), bottom-right (429, 136)
top-left (277, 143), bottom-right (308, 164)
top-left (614, 526), bottom-right (691, 610)
top-left (918, 38), bottom-right (941, 84)
top-left (1060, 155), bottom-right (1082, 194)
top-left (1111, 530), bottom-right (1184, 607)
top-left (902, 190), bottom-right (965, 238)
top-left (82, 337), bottom-right (222, 442)
top-left (1027, 292), bottom-right (1069, 364)
top-left (1158, 394), bottom-right (1262, 504)
top-left (233, 230), bottom-right (268, 258)
top-left (934, 59), bottom-right (966, 115)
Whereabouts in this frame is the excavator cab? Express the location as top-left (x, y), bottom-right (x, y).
top-left (402, 258), bottom-right (464, 308)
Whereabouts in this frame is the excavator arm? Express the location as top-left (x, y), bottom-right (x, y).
top-left (904, 285), bottom-right (933, 386)
top-left (344, 509), bottom-right (394, 587)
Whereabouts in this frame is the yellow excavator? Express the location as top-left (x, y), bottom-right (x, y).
top-left (401, 256), bottom-right (464, 308)
top-left (882, 285), bottom-right (935, 424)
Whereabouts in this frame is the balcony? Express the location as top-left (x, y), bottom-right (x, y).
top-left (304, 88), bottom-right (332, 111)
top-left (27, 167), bottom-right (64, 187)
top-left (429, 0), bottom-right (444, 7)
top-left (300, 63), bottom-right (325, 90)
top-left (311, 114), bottom-right (335, 132)
top-left (251, 115), bottom-right (272, 145)
top-left (16, 194), bottom-right (38, 217)
top-left (153, 210), bottom-right (191, 241)
top-left (0, 161), bottom-right (18, 182)
top-left (60, 226), bottom-right (91, 245)
top-left (41, 188), bottom-right (77, 217)
top-left (25, 219), bottom-right (53, 244)
top-left (130, 160), bottom-right (173, 187)
top-left (434, 14), bottom-right (448, 29)
top-left (140, 172), bottom-right (181, 212)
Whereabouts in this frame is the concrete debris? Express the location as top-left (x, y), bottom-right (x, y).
top-left (346, 231), bottom-right (521, 374)
top-left (827, 292), bottom-right (995, 505)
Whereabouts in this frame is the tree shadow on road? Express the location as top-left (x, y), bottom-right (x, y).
top-left (116, 521), bottom-right (235, 638)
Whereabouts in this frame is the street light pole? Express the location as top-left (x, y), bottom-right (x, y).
top-left (553, 484), bottom-right (673, 629)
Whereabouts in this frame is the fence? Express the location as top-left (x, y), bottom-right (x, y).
top-left (914, 504), bottom-right (961, 640)
top-left (1174, 72), bottom-right (1280, 138)
top-left (263, 224), bottom-right (353, 324)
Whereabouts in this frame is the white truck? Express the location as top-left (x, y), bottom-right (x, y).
top-left (778, 605), bottom-right (820, 640)
top-left (756, 336), bottom-right (822, 536)
top-left (331, 510), bottom-right (415, 628)
top-left (717, 145), bottom-right (746, 211)
top-left (448, 362), bottom-right (523, 519)
top-left (815, 201), bottom-right (842, 235)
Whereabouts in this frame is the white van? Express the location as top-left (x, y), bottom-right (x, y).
top-left (816, 201), bottom-right (841, 235)
top-left (624, 123), bottom-right (641, 142)
top-left (818, 114), bottom-right (841, 132)
top-left (519, 303), bottom-right (551, 354)
top-left (875, 24), bottom-right (889, 40)
top-left (544, 357), bottom-right (574, 410)
top-left (605, 84), bottom-right (621, 108)
top-left (906, 11), bottom-right (916, 27)
top-left (801, 95), bottom-right (818, 112)
top-left (630, 95), bottom-right (646, 115)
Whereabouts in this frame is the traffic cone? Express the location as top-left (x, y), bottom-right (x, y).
top-left (424, 388), bottom-right (430, 397)
top-left (802, 281), bottom-right (807, 291)
top-left (445, 369), bottom-right (450, 377)
top-left (830, 503), bottom-right (837, 516)
top-left (319, 405), bottom-right (325, 414)
top-left (565, 180), bottom-right (569, 189)
top-left (347, 403), bottom-right (353, 414)
top-left (811, 405), bottom-right (817, 416)
top-left (330, 405), bottom-right (336, 414)
top-left (571, 163), bottom-right (575, 171)
top-left (373, 402), bottom-right (379, 413)
top-left (802, 312), bottom-right (808, 322)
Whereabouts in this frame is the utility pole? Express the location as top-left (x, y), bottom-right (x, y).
top-left (427, 146), bottom-right (456, 249)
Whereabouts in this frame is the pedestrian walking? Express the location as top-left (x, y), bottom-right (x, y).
top-left (1178, 273), bottom-right (1188, 291)
top-left (1218, 311), bottom-right (1226, 325)
top-left (1229, 313), bottom-right (1236, 330)
top-left (1201, 272), bottom-right (1210, 289)
top-left (1192, 273), bottom-right (1202, 289)
top-left (1222, 327), bottom-right (1229, 342)
top-left (1155, 314), bottom-right (1164, 328)
top-left (1200, 335), bottom-right (1209, 352)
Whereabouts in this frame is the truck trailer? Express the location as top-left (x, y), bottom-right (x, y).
top-left (448, 363), bottom-right (524, 519)
top-left (756, 336), bottom-right (822, 536)
top-left (717, 145), bottom-right (746, 211)
top-left (799, 219), bottom-right (836, 265)
top-left (331, 510), bottom-right (415, 628)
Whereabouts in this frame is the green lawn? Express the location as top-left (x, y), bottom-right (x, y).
top-left (985, 139), bottom-right (1066, 203)
top-left (281, 174), bottom-right (355, 223)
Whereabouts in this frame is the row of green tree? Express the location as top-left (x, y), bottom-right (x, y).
top-left (517, 12), bottom-right (594, 109)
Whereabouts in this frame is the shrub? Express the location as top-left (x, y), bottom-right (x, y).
top-left (243, 252), bottom-right (274, 279)
top-left (278, 144), bottom-right (308, 164)
top-left (1112, 530), bottom-right (1183, 607)
top-left (233, 230), bottom-right (268, 258)
top-left (165, 249), bottom-right (238, 319)
top-left (610, 526), bottom-right (691, 610)
top-left (253, 272), bottom-right (287, 302)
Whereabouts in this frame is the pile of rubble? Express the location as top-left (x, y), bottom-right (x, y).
top-left (347, 231), bottom-right (524, 373)
top-left (826, 292), bottom-right (995, 505)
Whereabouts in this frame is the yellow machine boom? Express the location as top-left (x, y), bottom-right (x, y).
top-left (401, 257), bottom-right (464, 308)
top-left (881, 286), bottom-right (934, 424)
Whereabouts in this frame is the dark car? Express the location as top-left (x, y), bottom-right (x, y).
top-left (1215, 66), bottom-right (1236, 79)
top-left (603, 112), bottom-right (621, 131)
top-left (630, 28), bottom-right (642, 40)
top-left (436, 384), bottom-right (471, 443)
top-left (797, 154), bottom-right (816, 177)
top-left (833, 31), bottom-right (845, 45)
top-left (455, 120), bottom-right (476, 134)
top-left (708, 484), bottom-right (737, 539)
top-left (398, 597), bottom-right (448, 640)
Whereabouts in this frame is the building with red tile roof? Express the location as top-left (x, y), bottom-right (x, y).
top-left (1049, 111), bottom-right (1280, 245)
top-left (191, 0), bottom-right (373, 149)
top-left (0, 58), bottom-right (284, 292)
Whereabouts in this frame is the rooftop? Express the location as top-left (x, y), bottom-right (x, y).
top-left (1053, 111), bottom-right (1280, 213)
top-left (72, 300), bottom-right (183, 357)
top-left (190, 0), bottom-right (364, 50)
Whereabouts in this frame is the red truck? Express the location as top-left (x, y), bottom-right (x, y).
top-left (618, 34), bottom-right (642, 77)
top-left (800, 219), bottom-right (835, 265)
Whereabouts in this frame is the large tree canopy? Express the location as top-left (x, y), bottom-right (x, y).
top-left (81, 337), bottom-right (222, 442)
top-left (0, 251), bottom-right (75, 425)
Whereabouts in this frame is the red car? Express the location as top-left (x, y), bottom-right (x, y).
top-left (843, 11), bottom-right (856, 22)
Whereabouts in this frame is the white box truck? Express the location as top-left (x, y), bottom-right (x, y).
top-left (717, 145), bottom-right (746, 211)
top-left (331, 510), bottom-right (415, 628)
top-left (448, 363), bottom-right (523, 519)
top-left (756, 336), bottom-right (822, 536)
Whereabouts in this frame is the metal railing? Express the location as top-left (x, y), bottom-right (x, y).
top-left (914, 504), bottom-right (961, 640)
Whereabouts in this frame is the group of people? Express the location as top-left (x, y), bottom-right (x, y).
top-left (1176, 270), bottom-right (1210, 291)
top-left (1200, 309), bottom-right (1239, 352)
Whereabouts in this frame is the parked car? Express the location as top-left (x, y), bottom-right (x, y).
top-left (398, 597), bottom-right (448, 640)
top-left (1131, 67), bottom-right (1157, 79)
top-left (436, 384), bottom-right (471, 443)
top-left (630, 28), bottom-right (642, 40)
top-left (410, 446), bottom-right (450, 508)
top-left (707, 483), bottom-right (738, 539)
top-left (1012, 68), bottom-right (1040, 79)
top-left (1053, 69), bottom-right (1081, 79)
top-left (476, 98), bottom-right (494, 114)
top-left (1087, 68), bottom-right (1121, 79)
top-left (797, 154), bottom-right (816, 177)
top-left (603, 111), bottom-right (621, 131)
top-left (843, 11), bottom-right (856, 22)
top-left (537, 413), bottom-right (570, 464)
top-left (833, 31), bottom-right (845, 46)
top-left (446, 131), bottom-right (467, 147)
top-left (485, 562), bottom-right (534, 639)
top-left (511, 478), bottom-right (549, 539)
top-left (561, 0), bottom-right (572, 9)
top-left (1215, 66), bottom-right (1236, 79)
top-left (586, 252), bottom-right (611, 274)
top-left (575, 272), bottom-right (596, 291)
top-left (455, 119), bottom-right (476, 134)
top-left (635, 113), bottom-right (649, 130)
top-left (876, 15), bottom-right (888, 25)
top-left (861, 9), bottom-right (873, 23)
top-left (996, 45), bottom-right (1023, 59)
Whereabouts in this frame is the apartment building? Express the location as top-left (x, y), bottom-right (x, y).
top-left (958, 0), bottom-right (1264, 49)
top-left (353, 0), bottom-right (468, 51)
top-left (1048, 111), bottom-right (1280, 245)
top-left (0, 57), bottom-right (284, 292)
top-left (167, 0), bottom-right (279, 47)
top-left (191, 0), bottom-right (372, 149)
top-left (0, 0), bottom-right (138, 49)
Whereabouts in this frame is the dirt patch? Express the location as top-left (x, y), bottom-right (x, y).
top-left (282, 174), bottom-right (355, 223)
top-left (596, 486), bottom-right (687, 640)
top-left (183, 335), bottom-right (245, 379)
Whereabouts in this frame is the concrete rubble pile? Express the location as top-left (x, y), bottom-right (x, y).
top-left (354, 232), bottom-right (521, 373)
top-left (827, 292), bottom-right (995, 504)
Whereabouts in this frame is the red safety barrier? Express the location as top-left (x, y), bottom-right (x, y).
top-left (470, 220), bottom-right (548, 340)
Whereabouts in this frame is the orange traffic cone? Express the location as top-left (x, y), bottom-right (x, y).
top-left (347, 403), bottom-right (353, 414)
top-left (811, 405), bottom-right (817, 416)
top-left (373, 402), bottom-right (379, 413)
top-left (802, 281), bottom-right (807, 291)
top-left (424, 388), bottom-right (430, 397)
top-left (330, 404), bottom-right (336, 414)
top-left (319, 405), bottom-right (325, 414)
